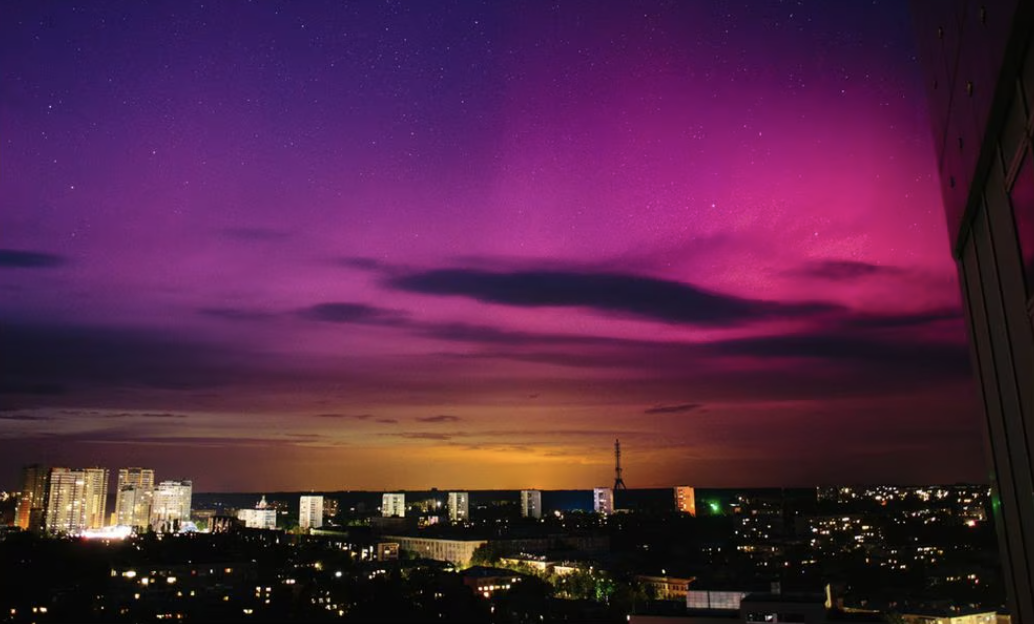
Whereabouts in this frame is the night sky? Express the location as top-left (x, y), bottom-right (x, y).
top-left (0, 1), bottom-right (981, 492)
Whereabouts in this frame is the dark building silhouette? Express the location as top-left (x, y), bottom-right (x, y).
top-left (912, 1), bottom-right (1034, 620)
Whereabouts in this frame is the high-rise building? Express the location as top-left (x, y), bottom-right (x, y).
top-left (382, 492), bottom-right (406, 518)
top-left (237, 495), bottom-right (277, 529)
top-left (150, 480), bottom-right (192, 532)
top-left (114, 468), bottom-right (154, 529)
top-left (520, 490), bottom-right (542, 519)
top-left (299, 495), bottom-right (324, 530)
top-left (593, 487), bottom-right (614, 515)
top-left (44, 467), bottom-right (109, 534)
top-left (448, 491), bottom-right (469, 523)
top-left (912, 3), bottom-right (1034, 621)
top-left (675, 486), bottom-right (697, 516)
top-left (14, 464), bottom-right (49, 531)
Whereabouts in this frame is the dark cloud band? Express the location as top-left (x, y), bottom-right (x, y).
top-left (388, 268), bottom-right (840, 326)
top-left (0, 249), bottom-right (68, 269)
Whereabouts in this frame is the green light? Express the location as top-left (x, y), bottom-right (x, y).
top-left (708, 501), bottom-right (720, 514)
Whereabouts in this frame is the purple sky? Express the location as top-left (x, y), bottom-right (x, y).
top-left (0, 1), bottom-right (982, 492)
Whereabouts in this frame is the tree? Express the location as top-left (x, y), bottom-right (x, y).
top-left (469, 543), bottom-right (503, 566)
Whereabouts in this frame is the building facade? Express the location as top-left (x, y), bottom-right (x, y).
top-left (150, 480), bottom-right (192, 532)
top-left (384, 535), bottom-right (488, 566)
top-left (114, 467), bottom-right (155, 529)
top-left (686, 589), bottom-right (749, 611)
top-left (635, 574), bottom-right (695, 601)
top-left (375, 542), bottom-right (400, 561)
top-left (520, 490), bottom-right (542, 519)
top-left (382, 492), bottom-right (406, 518)
top-left (912, 2), bottom-right (1034, 620)
top-left (900, 611), bottom-right (997, 624)
top-left (593, 487), bottom-right (614, 515)
top-left (447, 491), bottom-right (469, 523)
top-left (674, 486), bottom-right (697, 516)
top-left (299, 495), bottom-right (324, 530)
top-left (44, 467), bottom-right (109, 534)
top-left (14, 464), bottom-right (49, 531)
top-left (237, 494), bottom-right (277, 529)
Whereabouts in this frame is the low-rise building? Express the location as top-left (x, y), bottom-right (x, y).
top-left (384, 535), bottom-right (487, 565)
top-left (461, 566), bottom-right (523, 598)
top-left (900, 609), bottom-right (998, 624)
top-left (636, 574), bottom-right (695, 601)
top-left (375, 542), bottom-right (399, 561)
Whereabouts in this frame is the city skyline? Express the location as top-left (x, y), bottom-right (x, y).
top-left (0, 1), bottom-right (981, 492)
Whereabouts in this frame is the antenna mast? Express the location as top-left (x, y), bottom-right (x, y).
top-left (613, 439), bottom-right (627, 489)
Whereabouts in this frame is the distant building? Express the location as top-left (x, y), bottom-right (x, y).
top-left (369, 515), bottom-right (412, 533)
top-left (593, 487), bottom-right (614, 515)
top-left (191, 509), bottom-right (216, 531)
top-left (674, 486), bottom-right (696, 516)
top-left (520, 490), bottom-right (542, 519)
top-left (498, 555), bottom-right (556, 574)
top-left (413, 497), bottom-right (443, 514)
top-left (237, 495), bottom-right (277, 529)
top-left (686, 589), bottom-right (749, 611)
top-left (44, 467), bottom-right (109, 534)
top-left (448, 491), bottom-right (469, 523)
top-left (462, 566), bottom-right (523, 598)
top-left (382, 492), bottom-right (406, 518)
top-left (375, 542), bottom-right (400, 561)
top-left (299, 495), bottom-right (324, 530)
top-left (385, 535), bottom-right (488, 565)
top-left (114, 468), bottom-right (154, 529)
top-left (912, 2), bottom-right (1034, 621)
top-left (114, 484), bottom-right (151, 529)
top-left (635, 574), bottom-right (695, 601)
top-left (210, 515), bottom-right (244, 533)
top-left (150, 480), bottom-right (192, 532)
top-left (899, 609), bottom-right (997, 624)
top-left (14, 464), bottom-right (49, 531)
top-left (739, 592), bottom-right (829, 624)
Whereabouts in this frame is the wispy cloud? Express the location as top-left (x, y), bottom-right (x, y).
top-left (198, 307), bottom-right (278, 322)
top-left (389, 431), bottom-right (459, 441)
top-left (335, 257), bottom-right (386, 271)
top-left (644, 403), bottom-right (703, 414)
top-left (0, 413), bottom-right (51, 421)
top-left (299, 302), bottom-right (407, 325)
top-left (0, 249), bottom-right (68, 269)
top-left (416, 414), bottom-right (461, 423)
top-left (788, 259), bottom-right (903, 281)
top-left (839, 308), bottom-right (962, 330)
top-left (102, 412), bottom-right (188, 419)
